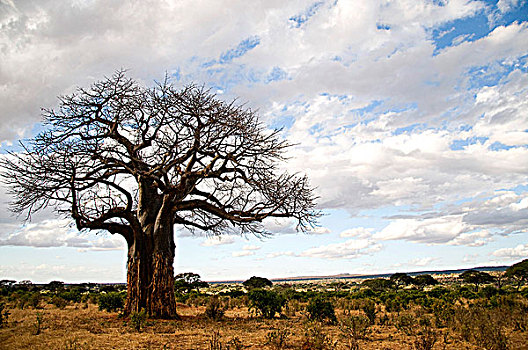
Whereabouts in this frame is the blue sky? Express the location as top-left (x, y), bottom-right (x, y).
top-left (0, 0), bottom-right (527, 283)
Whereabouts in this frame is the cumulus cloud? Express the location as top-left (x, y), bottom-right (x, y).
top-left (492, 244), bottom-right (528, 259)
top-left (374, 215), bottom-right (470, 244)
top-left (300, 239), bottom-right (382, 260)
top-left (340, 227), bottom-right (373, 238)
top-left (0, 218), bottom-right (125, 250)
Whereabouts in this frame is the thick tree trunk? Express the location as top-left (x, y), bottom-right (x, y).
top-left (124, 182), bottom-right (178, 318)
top-left (124, 231), bottom-right (177, 318)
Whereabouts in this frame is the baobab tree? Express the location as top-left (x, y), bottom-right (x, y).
top-left (1, 71), bottom-right (319, 318)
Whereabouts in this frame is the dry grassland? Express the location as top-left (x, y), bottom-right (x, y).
top-left (2, 302), bottom-right (526, 350)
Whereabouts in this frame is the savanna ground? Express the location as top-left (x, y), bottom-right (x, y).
top-left (1, 277), bottom-right (527, 350)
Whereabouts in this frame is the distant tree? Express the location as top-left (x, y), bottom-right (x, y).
top-left (413, 274), bottom-right (438, 288)
top-left (505, 259), bottom-right (528, 291)
top-left (16, 280), bottom-right (33, 291)
top-left (243, 276), bottom-right (273, 289)
top-left (0, 71), bottom-right (319, 318)
top-left (0, 280), bottom-right (16, 288)
top-left (459, 270), bottom-right (494, 292)
top-left (174, 272), bottom-right (208, 293)
top-left (46, 281), bottom-right (65, 291)
top-left (390, 273), bottom-right (414, 286)
top-left (361, 278), bottom-right (394, 291)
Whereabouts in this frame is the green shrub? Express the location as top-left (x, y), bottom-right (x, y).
top-left (248, 289), bottom-right (285, 319)
top-left (361, 299), bottom-right (377, 325)
top-left (28, 292), bottom-right (42, 309)
top-left (306, 295), bottom-right (337, 324)
top-left (98, 292), bottom-right (125, 312)
top-left (130, 308), bottom-right (147, 332)
top-left (51, 295), bottom-right (68, 309)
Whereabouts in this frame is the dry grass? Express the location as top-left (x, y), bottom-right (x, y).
top-left (0, 302), bottom-right (526, 349)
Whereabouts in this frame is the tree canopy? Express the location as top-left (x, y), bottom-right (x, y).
top-left (174, 272), bottom-right (208, 293)
top-left (459, 270), bottom-right (494, 291)
top-left (413, 274), bottom-right (438, 287)
top-left (505, 259), bottom-right (528, 290)
top-left (243, 276), bottom-right (273, 289)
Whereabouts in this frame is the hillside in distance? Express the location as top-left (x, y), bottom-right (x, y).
top-left (208, 265), bottom-right (508, 284)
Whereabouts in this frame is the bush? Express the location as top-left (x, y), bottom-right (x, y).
top-left (248, 289), bottom-right (285, 319)
top-left (395, 314), bottom-right (417, 336)
top-left (339, 315), bottom-right (371, 349)
top-left (130, 308), bottom-right (147, 332)
top-left (51, 295), bottom-right (68, 309)
top-left (301, 322), bottom-right (337, 350)
top-left (265, 328), bottom-right (291, 350)
top-left (361, 299), bottom-right (377, 325)
top-left (413, 325), bottom-right (437, 350)
top-left (98, 292), bottom-right (125, 312)
top-left (28, 292), bottom-right (42, 309)
top-left (306, 295), bottom-right (337, 324)
top-left (205, 296), bottom-right (225, 321)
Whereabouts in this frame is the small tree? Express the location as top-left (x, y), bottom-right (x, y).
top-left (243, 276), bottom-right (273, 289)
top-left (505, 259), bottom-right (528, 291)
top-left (306, 295), bottom-right (337, 324)
top-left (361, 278), bottom-right (394, 291)
top-left (459, 270), bottom-right (494, 292)
top-left (248, 289), bottom-right (285, 319)
top-left (390, 273), bottom-right (414, 286)
top-left (413, 275), bottom-right (438, 288)
top-left (1, 71), bottom-right (319, 318)
top-left (46, 281), bottom-right (65, 292)
top-left (174, 272), bottom-right (208, 294)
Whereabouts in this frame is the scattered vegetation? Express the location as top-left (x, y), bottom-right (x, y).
top-left (0, 262), bottom-right (527, 349)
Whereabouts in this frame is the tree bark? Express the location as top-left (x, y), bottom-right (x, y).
top-left (124, 229), bottom-right (177, 318)
top-left (124, 181), bottom-right (178, 318)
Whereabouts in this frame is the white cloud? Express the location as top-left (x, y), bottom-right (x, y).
top-left (497, 0), bottom-right (521, 13)
top-left (0, 218), bottom-right (125, 250)
top-left (407, 257), bottom-right (438, 267)
top-left (263, 217), bottom-right (297, 234)
top-left (266, 251), bottom-right (295, 259)
top-left (492, 244), bottom-right (528, 259)
top-left (300, 239), bottom-right (382, 260)
top-left (374, 215), bottom-right (470, 244)
top-left (340, 227), bottom-right (373, 238)
top-left (308, 226), bottom-right (331, 235)
top-left (200, 236), bottom-right (236, 247)
top-left (232, 250), bottom-right (255, 257)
